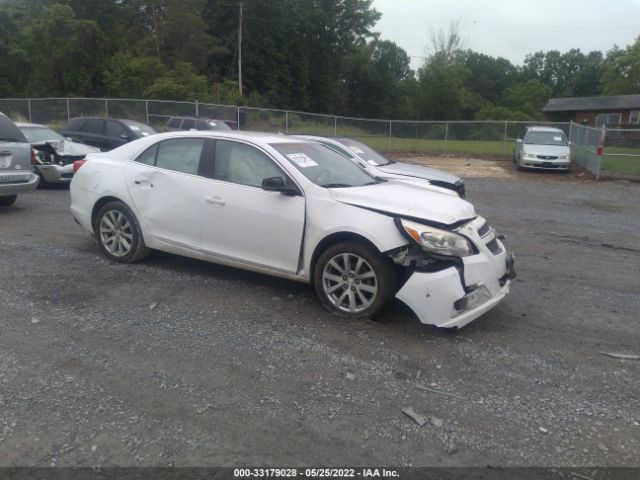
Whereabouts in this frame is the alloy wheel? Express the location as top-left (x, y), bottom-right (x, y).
top-left (321, 253), bottom-right (378, 313)
top-left (99, 210), bottom-right (134, 257)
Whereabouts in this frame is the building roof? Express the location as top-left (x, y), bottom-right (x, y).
top-left (543, 95), bottom-right (640, 112)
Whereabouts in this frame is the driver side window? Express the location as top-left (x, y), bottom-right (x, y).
top-left (213, 140), bottom-right (284, 188)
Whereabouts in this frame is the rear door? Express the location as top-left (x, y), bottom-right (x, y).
top-left (125, 137), bottom-right (210, 250)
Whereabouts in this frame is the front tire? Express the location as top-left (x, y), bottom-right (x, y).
top-left (314, 241), bottom-right (396, 318)
top-left (0, 195), bottom-right (17, 207)
top-left (94, 201), bottom-right (150, 263)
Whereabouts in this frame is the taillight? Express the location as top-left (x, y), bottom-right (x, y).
top-left (72, 159), bottom-right (87, 174)
top-left (31, 147), bottom-right (37, 165)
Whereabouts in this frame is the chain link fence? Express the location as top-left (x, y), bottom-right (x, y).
top-left (8, 97), bottom-right (640, 178)
top-left (569, 123), bottom-right (603, 179)
top-left (602, 127), bottom-right (640, 177)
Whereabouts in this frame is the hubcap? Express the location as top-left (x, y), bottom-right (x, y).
top-left (322, 253), bottom-right (378, 313)
top-left (99, 210), bottom-right (133, 257)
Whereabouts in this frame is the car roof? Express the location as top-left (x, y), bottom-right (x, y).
top-left (526, 126), bottom-right (565, 133)
top-left (15, 122), bottom-right (48, 128)
top-left (151, 130), bottom-right (310, 145)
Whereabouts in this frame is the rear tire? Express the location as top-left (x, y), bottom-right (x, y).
top-left (0, 195), bottom-right (17, 207)
top-left (314, 241), bottom-right (396, 319)
top-left (94, 201), bottom-right (150, 263)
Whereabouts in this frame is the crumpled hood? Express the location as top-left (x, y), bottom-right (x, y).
top-left (62, 140), bottom-right (100, 156)
top-left (376, 162), bottom-right (460, 184)
top-left (329, 181), bottom-right (476, 226)
top-left (523, 145), bottom-right (570, 157)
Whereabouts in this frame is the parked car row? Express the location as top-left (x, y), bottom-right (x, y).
top-left (7, 113), bottom-right (558, 329)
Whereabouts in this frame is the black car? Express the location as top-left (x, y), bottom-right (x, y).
top-left (60, 117), bottom-right (157, 151)
top-left (164, 116), bottom-right (232, 132)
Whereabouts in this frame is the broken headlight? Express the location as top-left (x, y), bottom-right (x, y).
top-left (396, 218), bottom-right (474, 257)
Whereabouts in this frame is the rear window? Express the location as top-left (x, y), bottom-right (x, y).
top-left (20, 126), bottom-right (64, 143)
top-left (0, 114), bottom-right (28, 143)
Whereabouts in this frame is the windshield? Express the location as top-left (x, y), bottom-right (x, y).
top-left (20, 126), bottom-right (64, 143)
top-left (271, 142), bottom-right (380, 188)
top-left (123, 120), bottom-right (157, 137)
top-left (524, 131), bottom-right (568, 146)
top-left (338, 138), bottom-right (393, 166)
top-left (208, 120), bottom-right (232, 131)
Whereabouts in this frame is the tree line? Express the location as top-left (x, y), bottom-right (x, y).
top-left (0, 0), bottom-right (639, 121)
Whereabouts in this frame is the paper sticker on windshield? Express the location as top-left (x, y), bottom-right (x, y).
top-left (367, 160), bottom-right (378, 166)
top-left (287, 153), bottom-right (318, 168)
top-left (553, 136), bottom-right (562, 141)
top-left (349, 146), bottom-right (365, 154)
top-left (129, 125), bottom-right (141, 131)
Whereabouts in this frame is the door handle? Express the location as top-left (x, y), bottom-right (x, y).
top-left (134, 180), bottom-right (153, 187)
top-left (205, 196), bottom-right (225, 206)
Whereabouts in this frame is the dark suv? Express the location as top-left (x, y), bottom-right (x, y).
top-left (164, 116), bottom-right (232, 132)
top-left (61, 117), bottom-right (157, 151)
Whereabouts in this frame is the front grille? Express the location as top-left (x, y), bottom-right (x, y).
top-left (477, 222), bottom-right (492, 238)
top-left (486, 239), bottom-right (503, 255)
top-left (536, 155), bottom-right (558, 160)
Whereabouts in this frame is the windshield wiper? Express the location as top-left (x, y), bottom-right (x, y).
top-left (320, 183), bottom-right (353, 188)
top-left (364, 179), bottom-right (385, 186)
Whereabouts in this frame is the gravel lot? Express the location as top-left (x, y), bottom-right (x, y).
top-left (1, 158), bottom-right (639, 467)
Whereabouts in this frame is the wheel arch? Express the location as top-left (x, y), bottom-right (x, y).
top-left (91, 195), bottom-right (130, 232)
top-left (309, 231), bottom-right (381, 286)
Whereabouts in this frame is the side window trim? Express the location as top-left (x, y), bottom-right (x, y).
top-left (199, 139), bottom-right (215, 178)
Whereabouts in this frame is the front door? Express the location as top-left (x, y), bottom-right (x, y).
top-left (200, 139), bottom-right (305, 274)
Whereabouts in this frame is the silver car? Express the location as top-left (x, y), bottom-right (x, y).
top-left (296, 136), bottom-right (466, 197)
top-left (0, 113), bottom-right (39, 206)
top-left (17, 122), bottom-right (99, 187)
top-left (513, 126), bottom-right (571, 171)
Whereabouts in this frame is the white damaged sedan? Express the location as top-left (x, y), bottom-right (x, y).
top-left (70, 131), bottom-right (515, 329)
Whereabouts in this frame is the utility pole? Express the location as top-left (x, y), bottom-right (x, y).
top-left (238, 1), bottom-right (243, 97)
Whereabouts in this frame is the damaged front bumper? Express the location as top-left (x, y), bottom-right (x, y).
top-left (395, 235), bottom-right (516, 329)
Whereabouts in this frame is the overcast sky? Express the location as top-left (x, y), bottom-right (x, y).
top-left (372, 0), bottom-right (640, 70)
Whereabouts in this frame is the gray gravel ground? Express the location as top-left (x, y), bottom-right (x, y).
top-left (0, 172), bottom-right (639, 467)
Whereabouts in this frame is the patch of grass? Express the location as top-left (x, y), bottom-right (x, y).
top-left (601, 147), bottom-right (640, 175)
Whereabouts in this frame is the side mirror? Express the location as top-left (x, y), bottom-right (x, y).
top-left (516, 138), bottom-right (523, 143)
top-left (120, 134), bottom-right (130, 140)
top-left (262, 176), bottom-right (301, 196)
